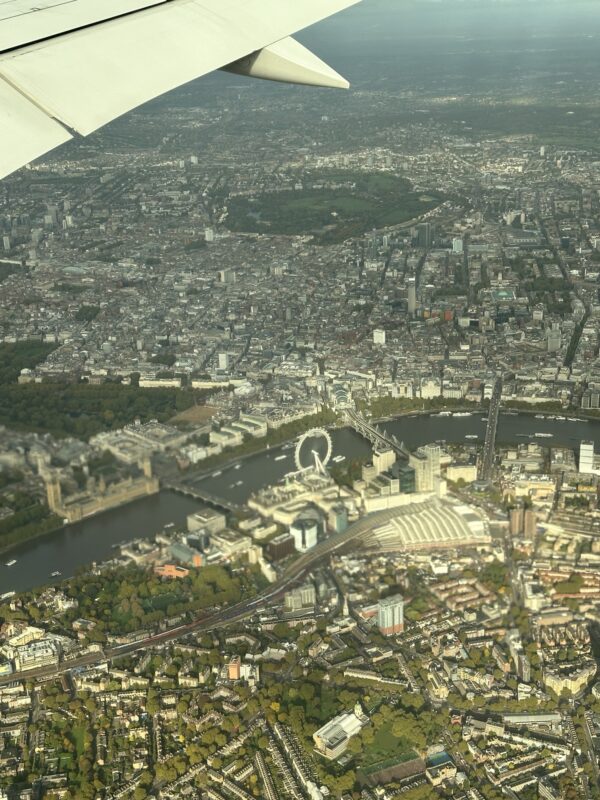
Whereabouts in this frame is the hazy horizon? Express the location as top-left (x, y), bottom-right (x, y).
top-left (295, 0), bottom-right (600, 95)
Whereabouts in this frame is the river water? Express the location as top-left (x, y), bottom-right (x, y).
top-left (2, 412), bottom-right (599, 594)
top-left (0, 493), bottom-right (203, 596)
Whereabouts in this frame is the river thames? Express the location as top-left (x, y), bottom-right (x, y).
top-left (2, 412), bottom-right (599, 594)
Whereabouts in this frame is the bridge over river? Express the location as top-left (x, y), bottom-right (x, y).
top-left (344, 409), bottom-right (410, 457)
top-left (164, 481), bottom-right (241, 513)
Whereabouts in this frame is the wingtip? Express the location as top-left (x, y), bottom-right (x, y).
top-left (321, 72), bottom-right (351, 91)
top-left (224, 37), bottom-right (351, 91)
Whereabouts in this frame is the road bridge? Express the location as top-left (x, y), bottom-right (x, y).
top-left (479, 378), bottom-right (503, 483)
top-left (164, 482), bottom-right (240, 513)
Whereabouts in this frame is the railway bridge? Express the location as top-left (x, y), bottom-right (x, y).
top-left (344, 409), bottom-right (410, 457)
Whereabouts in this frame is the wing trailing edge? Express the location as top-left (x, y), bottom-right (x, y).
top-left (0, 77), bottom-right (72, 182)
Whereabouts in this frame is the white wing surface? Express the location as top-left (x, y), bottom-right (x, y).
top-left (0, 0), bottom-right (359, 179)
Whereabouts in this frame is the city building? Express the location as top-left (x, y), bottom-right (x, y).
top-left (579, 440), bottom-right (595, 474)
top-left (445, 464), bottom-right (478, 484)
top-left (228, 656), bottom-right (241, 681)
top-left (290, 517), bottom-right (318, 553)
top-left (407, 277), bottom-right (417, 315)
top-left (523, 509), bottom-right (537, 537)
top-left (546, 326), bottom-right (561, 353)
top-left (44, 461), bottom-right (159, 524)
top-left (284, 583), bottom-right (317, 612)
top-left (15, 640), bottom-right (60, 671)
top-left (154, 564), bottom-right (190, 579)
top-left (544, 662), bottom-right (597, 696)
top-left (218, 268), bottom-right (236, 284)
top-left (396, 463), bottom-right (417, 494)
top-left (363, 498), bottom-right (490, 552)
top-left (409, 444), bottom-right (442, 493)
top-left (187, 509), bottom-right (227, 535)
top-left (426, 752), bottom-right (457, 787)
top-left (168, 542), bottom-right (203, 568)
top-left (313, 704), bottom-right (369, 760)
top-left (377, 594), bottom-right (404, 636)
top-left (266, 532), bottom-right (296, 562)
top-left (416, 222), bottom-right (434, 248)
top-left (328, 504), bottom-right (349, 533)
top-left (510, 506), bottom-right (523, 535)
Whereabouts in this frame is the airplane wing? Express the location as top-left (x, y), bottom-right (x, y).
top-left (0, 0), bottom-right (359, 180)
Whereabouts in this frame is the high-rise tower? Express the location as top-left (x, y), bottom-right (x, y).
top-left (407, 277), bottom-right (417, 316)
top-left (377, 595), bottom-right (404, 636)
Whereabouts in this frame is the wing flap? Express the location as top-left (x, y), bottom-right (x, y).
top-left (0, 77), bottom-right (71, 180)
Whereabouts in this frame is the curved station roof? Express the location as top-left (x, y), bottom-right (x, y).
top-left (362, 499), bottom-right (490, 552)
